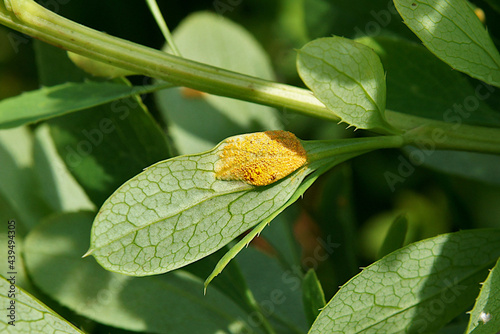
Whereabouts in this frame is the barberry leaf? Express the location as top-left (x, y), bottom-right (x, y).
top-left (394, 0), bottom-right (500, 87)
top-left (297, 36), bottom-right (395, 133)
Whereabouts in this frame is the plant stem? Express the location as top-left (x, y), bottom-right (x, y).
top-left (0, 1), bottom-right (335, 121)
top-left (304, 136), bottom-right (405, 163)
top-left (1, 1), bottom-right (500, 155)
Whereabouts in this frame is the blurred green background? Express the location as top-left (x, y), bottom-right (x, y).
top-left (1, 0), bottom-right (500, 309)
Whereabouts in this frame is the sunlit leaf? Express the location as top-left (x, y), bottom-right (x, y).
top-left (310, 229), bottom-right (500, 333)
top-left (297, 36), bottom-right (394, 132)
top-left (0, 276), bottom-right (84, 333)
top-left (87, 132), bottom-right (397, 278)
top-left (0, 81), bottom-right (171, 129)
top-left (466, 258), bottom-right (500, 334)
top-left (394, 0), bottom-right (500, 87)
top-left (87, 131), bottom-right (311, 276)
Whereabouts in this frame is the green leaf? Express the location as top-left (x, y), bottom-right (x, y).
top-left (156, 87), bottom-right (247, 155)
top-left (237, 247), bottom-right (308, 333)
top-left (405, 148), bottom-right (500, 186)
top-left (156, 11), bottom-right (280, 154)
top-left (377, 213), bottom-right (408, 259)
top-left (357, 36), bottom-right (500, 127)
top-left (483, 0), bottom-right (500, 13)
top-left (297, 36), bottom-right (394, 132)
top-left (310, 229), bottom-right (500, 333)
top-left (303, 0), bottom-right (412, 41)
top-left (23, 212), bottom-right (256, 334)
top-left (87, 131), bottom-right (402, 279)
top-left (182, 246), bottom-right (267, 323)
top-left (302, 269), bottom-right (326, 326)
top-left (260, 206), bottom-right (302, 269)
top-left (0, 275), bottom-right (84, 334)
top-left (466, 258), bottom-right (500, 334)
top-left (34, 42), bottom-right (171, 206)
top-left (87, 133), bottom-right (311, 276)
top-left (314, 165), bottom-right (358, 289)
top-left (393, 0), bottom-right (500, 87)
top-left (0, 81), bottom-right (171, 129)
top-left (203, 141), bottom-right (376, 289)
top-left (33, 124), bottom-right (95, 213)
top-left (0, 126), bottom-right (50, 229)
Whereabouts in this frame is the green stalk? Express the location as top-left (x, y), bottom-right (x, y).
top-left (389, 112), bottom-right (500, 155)
top-left (0, 0), bottom-right (334, 121)
top-left (1, 0), bottom-right (500, 154)
top-left (304, 136), bottom-right (405, 163)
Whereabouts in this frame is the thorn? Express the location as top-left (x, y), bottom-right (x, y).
top-left (82, 249), bottom-right (93, 258)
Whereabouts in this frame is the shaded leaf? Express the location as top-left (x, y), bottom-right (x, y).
top-left (302, 269), bottom-right (326, 326)
top-left (238, 247), bottom-right (308, 333)
top-left (408, 149), bottom-right (500, 186)
top-left (314, 165), bottom-right (358, 290)
top-left (156, 11), bottom-right (280, 154)
top-left (377, 213), bottom-right (408, 259)
top-left (310, 229), bottom-right (500, 333)
top-left (0, 126), bottom-right (50, 229)
top-left (260, 206), bottom-right (302, 269)
top-left (24, 212), bottom-right (256, 334)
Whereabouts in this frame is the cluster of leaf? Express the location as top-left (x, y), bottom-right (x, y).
top-left (1, 0), bottom-right (500, 333)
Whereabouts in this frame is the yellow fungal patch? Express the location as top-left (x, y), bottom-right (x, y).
top-left (215, 131), bottom-right (308, 186)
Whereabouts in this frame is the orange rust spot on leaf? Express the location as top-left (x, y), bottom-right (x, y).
top-left (215, 131), bottom-right (308, 186)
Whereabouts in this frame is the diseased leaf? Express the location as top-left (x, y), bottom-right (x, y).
top-left (297, 36), bottom-right (394, 132)
top-left (466, 258), bottom-right (500, 334)
top-left (204, 137), bottom-right (379, 289)
top-left (310, 229), bottom-right (500, 333)
top-left (0, 276), bottom-right (84, 334)
top-left (394, 0), bottom-right (500, 87)
top-left (88, 132), bottom-right (396, 278)
top-left (87, 131), bottom-right (311, 276)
